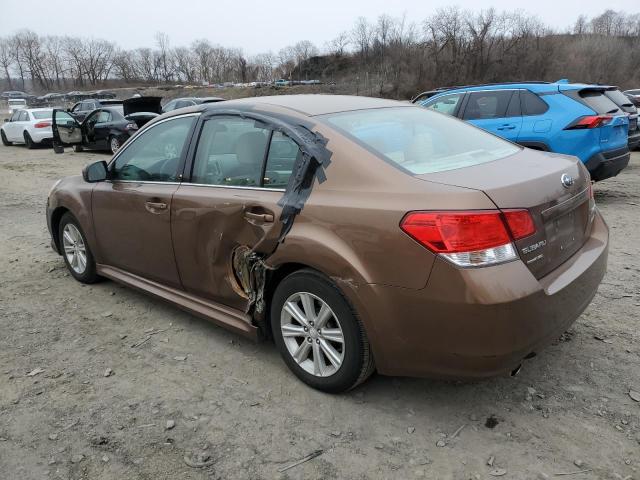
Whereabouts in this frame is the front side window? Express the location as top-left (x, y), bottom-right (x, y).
top-left (9, 111), bottom-right (20, 122)
top-left (463, 91), bottom-right (514, 120)
top-left (423, 93), bottom-right (463, 116)
top-left (191, 117), bottom-right (270, 187)
top-left (324, 107), bottom-right (520, 175)
top-left (112, 116), bottom-right (195, 182)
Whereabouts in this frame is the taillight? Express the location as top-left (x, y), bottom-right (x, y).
top-left (564, 115), bottom-right (612, 130)
top-left (34, 121), bottom-right (51, 128)
top-left (400, 210), bottom-right (536, 268)
top-left (125, 122), bottom-right (138, 131)
top-left (502, 209), bottom-right (536, 240)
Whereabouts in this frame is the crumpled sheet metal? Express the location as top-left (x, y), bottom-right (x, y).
top-left (209, 108), bottom-right (333, 317)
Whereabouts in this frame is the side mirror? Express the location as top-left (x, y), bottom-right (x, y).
top-left (82, 160), bottom-right (108, 183)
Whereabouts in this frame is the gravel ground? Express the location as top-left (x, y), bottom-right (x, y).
top-left (0, 143), bottom-right (638, 480)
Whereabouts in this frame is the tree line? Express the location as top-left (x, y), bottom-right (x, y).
top-left (1, 8), bottom-right (639, 97)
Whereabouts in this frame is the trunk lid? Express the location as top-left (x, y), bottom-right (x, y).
top-left (417, 149), bottom-right (594, 279)
top-left (122, 96), bottom-right (163, 116)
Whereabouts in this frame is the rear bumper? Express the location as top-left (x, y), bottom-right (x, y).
top-left (346, 212), bottom-right (608, 379)
top-left (585, 146), bottom-right (630, 181)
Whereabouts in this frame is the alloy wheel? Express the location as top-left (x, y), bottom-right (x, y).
top-left (110, 137), bottom-right (120, 154)
top-left (62, 223), bottom-right (87, 274)
top-left (280, 292), bottom-right (345, 377)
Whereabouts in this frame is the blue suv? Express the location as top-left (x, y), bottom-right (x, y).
top-left (415, 81), bottom-right (630, 181)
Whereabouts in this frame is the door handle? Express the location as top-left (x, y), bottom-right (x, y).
top-left (244, 211), bottom-right (274, 223)
top-left (145, 201), bottom-right (167, 213)
top-left (497, 124), bottom-right (516, 130)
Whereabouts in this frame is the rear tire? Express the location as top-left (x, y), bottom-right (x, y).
top-left (271, 269), bottom-right (375, 393)
top-left (58, 212), bottom-right (100, 284)
top-left (72, 144), bottom-right (83, 153)
top-left (1, 130), bottom-right (11, 146)
top-left (24, 131), bottom-right (35, 149)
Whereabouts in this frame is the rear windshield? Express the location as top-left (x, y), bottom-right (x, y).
top-left (579, 90), bottom-right (621, 114)
top-left (8, 100), bottom-right (26, 105)
top-left (604, 89), bottom-right (634, 107)
top-left (322, 107), bottom-right (520, 174)
top-left (32, 111), bottom-right (52, 119)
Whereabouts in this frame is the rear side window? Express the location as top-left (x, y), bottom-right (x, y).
top-left (19, 111), bottom-right (29, 121)
top-left (423, 93), bottom-right (463, 116)
top-left (463, 91), bottom-right (513, 120)
top-left (521, 91), bottom-right (548, 115)
top-left (264, 132), bottom-right (298, 189)
top-left (324, 107), bottom-right (520, 175)
top-left (578, 91), bottom-right (620, 114)
top-left (191, 117), bottom-right (270, 187)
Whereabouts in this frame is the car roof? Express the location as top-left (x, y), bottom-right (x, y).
top-left (26, 108), bottom-right (53, 112)
top-left (203, 94), bottom-right (405, 116)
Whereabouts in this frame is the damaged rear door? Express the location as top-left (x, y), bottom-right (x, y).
top-left (171, 115), bottom-right (296, 313)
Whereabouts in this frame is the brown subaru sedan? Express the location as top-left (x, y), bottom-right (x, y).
top-left (46, 95), bottom-right (608, 392)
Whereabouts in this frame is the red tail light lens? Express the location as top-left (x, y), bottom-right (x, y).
top-left (565, 115), bottom-right (612, 130)
top-left (502, 209), bottom-right (536, 240)
top-left (401, 210), bottom-right (536, 267)
top-left (34, 121), bottom-right (51, 128)
top-left (401, 211), bottom-right (511, 253)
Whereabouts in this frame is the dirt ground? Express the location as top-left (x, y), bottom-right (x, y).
top-left (0, 141), bottom-right (638, 480)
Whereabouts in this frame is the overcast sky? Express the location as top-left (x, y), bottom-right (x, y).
top-left (1, 0), bottom-right (637, 54)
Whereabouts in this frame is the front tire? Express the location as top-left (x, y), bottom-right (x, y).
top-left (271, 269), bottom-right (374, 392)
top-left (59, 213), bottom-right (99, 284)
top-left (1, 130), bottom-right (11, 146)
top-left (109, 136), bottom-right (121, 155)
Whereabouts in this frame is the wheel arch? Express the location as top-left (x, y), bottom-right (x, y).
top-left (50, 206), bottom-right (70, 254)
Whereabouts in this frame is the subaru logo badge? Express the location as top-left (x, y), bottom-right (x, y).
top-left (561, 173), bottom-right (574, 188)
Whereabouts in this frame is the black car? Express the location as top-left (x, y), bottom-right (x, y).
top-left (69, 99), bottom-right (124, 122)
top-left (604, 88), bottom-right (640, 150)
top-left (52, 97), bottom-right (163, 155)
top-left (162, 96), bottom-right (224, 113)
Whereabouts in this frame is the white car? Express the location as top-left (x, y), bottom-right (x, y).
top-left (1, 108), bottom-right (54, 148)
top-left (7, 98), bottom-right (27, 114)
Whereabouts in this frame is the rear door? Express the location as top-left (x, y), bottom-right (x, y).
top-left (91, 114), bottom-right (198, 287)
top-left (172, 114), bottom-right (290, 311)
top-left (462, 90), bottom-right (522, 142)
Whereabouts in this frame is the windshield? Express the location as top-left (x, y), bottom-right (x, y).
top-left (322, 107), bottom-right (520, 174)
top-left (32, 111), bottom-right (52, 119)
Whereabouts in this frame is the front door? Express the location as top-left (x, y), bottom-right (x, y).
top-left (172, 115), bottom-right (294, 310)
top-left (92, 114), bottom-right (197, 288)
top-left (52, 109), bottom-right (82, 151)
